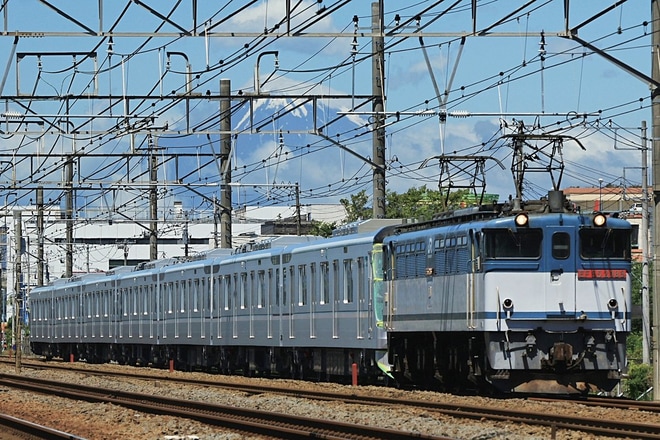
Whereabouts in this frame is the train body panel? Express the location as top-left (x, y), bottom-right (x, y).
top-left (30, 193), bottom-right (633, 394)
top-left (31, 233), bottom-right (389, 378)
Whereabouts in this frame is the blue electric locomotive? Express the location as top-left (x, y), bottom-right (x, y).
top-left (375, 191), bottom-right (631, 393)
top-left (29, 190), bottom-right (631, 394)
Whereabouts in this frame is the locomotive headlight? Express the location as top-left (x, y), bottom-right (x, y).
top-left (608, 298), bottom-right (618, 319)
top-left (514, 213), bottom-right (529, 227)
top-left (593, 213), bottom-right (607, 227)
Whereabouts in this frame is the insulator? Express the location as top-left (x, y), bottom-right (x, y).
top-left (449, 110), bottom-right (470, 118)
top-left (415, 110), bottom-right (436, 117)
top-left (3, 111), bottom-right (23, 119)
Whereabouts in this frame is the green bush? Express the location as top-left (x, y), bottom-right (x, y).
top-left (624, 362), bottom-right (653, 400)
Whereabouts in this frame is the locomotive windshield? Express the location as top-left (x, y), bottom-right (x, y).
top-left (483, 228), bottom-right (542, 259)
top-left (579, 228), bottom-right (630, 259)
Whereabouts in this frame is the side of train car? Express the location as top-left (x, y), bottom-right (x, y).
top-left (30, 192), bottom-right (633, 393)
top-left (30, 233), bottom-right (389, 381)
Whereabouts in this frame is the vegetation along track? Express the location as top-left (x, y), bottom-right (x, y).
top-left (0, 372), bottom-right (453, 440)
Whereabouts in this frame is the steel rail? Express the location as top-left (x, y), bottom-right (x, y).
top-left (0, 372), bottom-right (451, 440)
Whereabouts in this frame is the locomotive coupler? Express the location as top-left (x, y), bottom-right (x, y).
top-left (548, 342), bottom-right (574, 369)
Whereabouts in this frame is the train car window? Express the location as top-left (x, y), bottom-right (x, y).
top-left (333, 260), bottom-right (340, 304)
top-left (232, 274), bottom-right (239, 310)
top-left (552, 233), bottom-right (571, 259)
top-left (309, 263), bottom-right (316, 306)
top-left (85, 293), bottom-right (91, 318)
top-left (95, 291), bottom-right (100, 318)
top-left (122, 288), bottom-right (129, 316)
top-left (147, 285), bottom-right (153, 315)
top-left (484, 228), bottom-right (543, 259)
top-left (210, 276), bottom-right (217, 312)
top-left (298, 265), bottom-right (307, 306)
top-left (249, 272), bottom-right (255, 311)
top-left (257, 271), bottom-right (265, 308)
top-left (357, 257), bottom-right (366, 305)
top-left (194, 279), bottom-right (200, 312)
top-left (137, 286), bottom-right (144, 316)
top-left (282, 266), bottom-right (294, 306)
top-left (343, 259), bottom-right (353, 304)
top-left (275, 268), bottom-right (281, 305)
top-left (268, 269), bottom-right (274, 308)
top-left (175, 281), bottom-right (182, 313)
top-left (579, 228), bottom-right (630, 259)
top-left (271, 255), bottom-right (280, 265)
top-left (223, 276), bottom-right (231, 310)
top-left (167, 282), bottom-right (173, 314)
top-left (104, 290), bottom-right (109, 317)
top-left (320, 262), bottom-right (329, 304)
top-left (201, 277), bottom-right (208, 312)
top-left (240, 273), bottom-right (247, 309)
top-left (283, 253), bottom-right (292, 264)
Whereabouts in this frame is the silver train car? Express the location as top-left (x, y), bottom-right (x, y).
top-left (30, 191), bottom-right (632, 394)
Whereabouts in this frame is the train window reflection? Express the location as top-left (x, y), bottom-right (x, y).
top-left (579, 228), bottom-right (630, 259)
top-left (484, 228), bottom-right (542, 259)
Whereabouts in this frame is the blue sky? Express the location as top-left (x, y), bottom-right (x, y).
top-left (0, 0), bottom-right (652, 219)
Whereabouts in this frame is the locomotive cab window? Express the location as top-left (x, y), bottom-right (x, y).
top-left (579, 228), bottom-right (630, 259)
top-left (484, 228), bottom-right (542, 259)
top-left (552, 232), bottom-right (570, 259)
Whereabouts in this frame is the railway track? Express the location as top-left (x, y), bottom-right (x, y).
top-left (530, 394), bottom-right (660, 414)
top-left (12, 358), bottom-right (660, 414)
top-left (5, 358), bottom-right (660, 439)
top-left (0, 372), bottom-right (451, 440)
top-left (0, 412), bottom-right (86, 439)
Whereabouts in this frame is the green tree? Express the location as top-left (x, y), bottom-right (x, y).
top-left (309, 220), bottom-right (337, 238)
top-left (340, 190), bottom-right (371, 223)
top-left (386, 187), bottom-right (473, 221)
top-left (340, 187), bottom-right (483, 223)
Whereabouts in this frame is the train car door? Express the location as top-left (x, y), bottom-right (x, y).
top-left (467, 230), bottom-right (481, 329)
top-left (544, 226), bottom-right (576, 317)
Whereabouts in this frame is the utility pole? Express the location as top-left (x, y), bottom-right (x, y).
top-left (65, 158), bottom-right (73, 278)
top-left (295, 183), bottom-right (301, 236)
top-left (220, 79), bottom-right (232, 249)
top-left (371, 1), bottom-right (386, 219)
top-left (641, 121), bottom-right (650, 364)
top-left (13, 210), bottom-right (21, 373)
top-left (652, 0), bottom-right (660, 401)
top-left (183, 212), bottom-right (189, 257)
top-left (149, 135), bottom-right (158, 261)
top-left (36, 186), bottom-right (44, 286)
